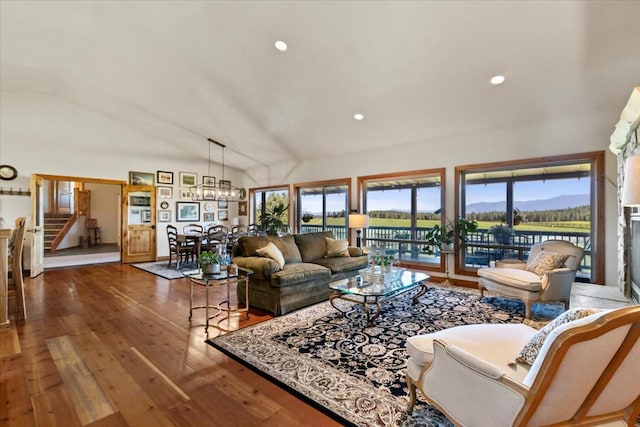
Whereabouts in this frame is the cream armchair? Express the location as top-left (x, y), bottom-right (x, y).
top-left (406, 306), bottom-right (640, 426)
top-left (477, 240), bottom-right (584, 318)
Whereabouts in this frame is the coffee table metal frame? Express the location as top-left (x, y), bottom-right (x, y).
top-left (329, 269), bottom-right (429, 327)
top-left (187, 267), bottom-right (253, 332)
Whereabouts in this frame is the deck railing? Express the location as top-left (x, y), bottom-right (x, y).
top-left (299, 224), bottom-right (592, 277)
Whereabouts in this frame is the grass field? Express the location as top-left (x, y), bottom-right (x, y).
top-left (301, 218), bottom-right (590, 233)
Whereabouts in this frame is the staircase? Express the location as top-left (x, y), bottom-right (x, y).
top-left (44, 214), bottom-right (73, 252)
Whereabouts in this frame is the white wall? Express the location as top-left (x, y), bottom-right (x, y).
top-left (85, 182), bottom-right (121, 244)
top-left (244, 112), bottom-right (620, 286)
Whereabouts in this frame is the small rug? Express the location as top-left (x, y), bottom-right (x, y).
top-left (131, 261), bottom-right (199, 280)
top-left (207, 284), bottom-right (563, 426)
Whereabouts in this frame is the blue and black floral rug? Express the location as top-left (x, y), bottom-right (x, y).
top-left (207, 284), bottom-right (563, 427)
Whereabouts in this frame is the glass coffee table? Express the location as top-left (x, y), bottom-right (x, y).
top-left (328, 267), bottom-right (429, 327)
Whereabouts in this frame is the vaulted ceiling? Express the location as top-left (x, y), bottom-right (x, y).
top-left (1, 1), bottom-right (639, 170)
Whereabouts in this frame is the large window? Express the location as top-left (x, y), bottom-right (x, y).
top-left (457, 152), bottom-right (604, 282)
top-left (250, 186), bottom-right (289, 231)
top-left (359, 169), bottom-right (445, 269)
top-left (295, 179), bottom-right (349, 239)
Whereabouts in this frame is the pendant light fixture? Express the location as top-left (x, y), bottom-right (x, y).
top-left (191, 138), bottom-right (242, 202)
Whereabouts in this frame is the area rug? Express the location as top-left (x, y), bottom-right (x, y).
top-left (131, 261), bottom-right (199, 280)
top-left (206, 284), bottom-right (563, 426)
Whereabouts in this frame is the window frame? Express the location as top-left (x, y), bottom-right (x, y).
top-left (358, 168), bottom-right (446, 272)
top-left (249, 184), bottom-right (291, 229)
top-left (454, 151), bottom-right (605, 283)
top-left (294, 178), bottom-right (351, 238)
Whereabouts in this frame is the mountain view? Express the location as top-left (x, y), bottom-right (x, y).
top-left (466, 194), bottom-right (589, 214)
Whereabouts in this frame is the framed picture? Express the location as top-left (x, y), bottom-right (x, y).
top-left (203, 188), bottom-right (216, 200)
top-left (238, 201), bottom-right (247, 216)
top-left (179, 171), bottom-right (197, 187)
top-left (142, 210), bottom-right (151, 223)
top-left (158, 210), bottom-right (172, 222)
top-left (203, 176), bottom-right (216, 186)
top-left (219, 179), bottom-right (231, 189)
top-left (180, 187), bottom-right (193, 200)
top-left (160, 201), bottom-right (170, 209)
top-left (218, 199), bottom-right (228, 209)
top-left (157, 186), bottom-right (172, 198)
top-left (203, 212), bottom-right (215, 222)
top-left (129, 171), bottom-right (154, 186)
top-left (176, 202), bottom-right (200, 222)
top-left (157, 171), bottom-right (173, 185)
top-left (218, 210), bottom-right (229, 221)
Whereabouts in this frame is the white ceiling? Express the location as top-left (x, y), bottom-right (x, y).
top-left (1, 1), bottom-right (639, 171)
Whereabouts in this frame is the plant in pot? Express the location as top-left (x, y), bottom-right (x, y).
top-left (200, 250), bottom-right (221, 275)
top-left (301, 212), bottom-right (314, 223)
top-left (260, 203), bottom-right (289, 235)
top-left (423, 217), bottom-right (478, 255)
top-left (489, 224), bottom-right (514, 245)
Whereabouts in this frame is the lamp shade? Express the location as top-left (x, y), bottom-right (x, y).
top-left (348, 213), bottom-right (369, 228)
top-left (622, 155), bottom-right (640, 206)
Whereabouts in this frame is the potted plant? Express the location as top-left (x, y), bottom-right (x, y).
top-left (301, 212), bottom-right (314, 223)
top-left (423, 217), bottom-right (478, 255)
top-left (260, 203), bottom-right (289, 235)
top-left (200, 250), bottom-right (221, 274)
top-left (489, 224), bottom-right (514, 245)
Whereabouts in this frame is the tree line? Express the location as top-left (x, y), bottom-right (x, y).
top-left (368, 205), bottom-right (591, 222)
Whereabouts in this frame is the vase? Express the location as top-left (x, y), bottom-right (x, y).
top-left (203, 263), bottom-right (220, 275)
top-left (441, 243), bottom-right (454, 252)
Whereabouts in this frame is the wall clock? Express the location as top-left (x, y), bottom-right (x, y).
top-left (0, 165), bottom-right (17, 181)
top-left (160, 201), bottom-right (169, 209)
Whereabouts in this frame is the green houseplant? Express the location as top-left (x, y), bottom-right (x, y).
top-left (260, 203), bottom-right (289, 235)
top-left (489, 224), bottom-right (514, 245)
top-left (200, 250), bottom-right (221, 274)
top-left (423, 217), bottom-right (478, 255)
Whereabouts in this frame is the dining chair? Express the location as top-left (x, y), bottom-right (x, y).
top-left (205, 225), bottom-right (228, 253)
top-left (183, 223), bottom-right (203, 234)
top-left (167, 225), bottom-right (195, 269)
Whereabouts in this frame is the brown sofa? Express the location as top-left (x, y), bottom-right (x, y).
top-left (231, 231), bottom-right (368, 315)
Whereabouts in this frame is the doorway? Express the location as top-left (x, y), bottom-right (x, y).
top-left (32, 174), bottom-right (126, 269)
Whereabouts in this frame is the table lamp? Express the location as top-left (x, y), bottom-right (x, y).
top-left (348, 213), bottom-right (369, 248)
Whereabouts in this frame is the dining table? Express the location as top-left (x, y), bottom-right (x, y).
top-left (177, 231), bottom-right (208, 267)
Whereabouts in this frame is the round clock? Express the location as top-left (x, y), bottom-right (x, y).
top-left (239, 188), bottom-right (247, 200)
top-left (160, 201), bottom-right (169, 209)
top-left (0, 165), bottom-right (18, 181)
top-left (204, 202), bottom-right (215, 213)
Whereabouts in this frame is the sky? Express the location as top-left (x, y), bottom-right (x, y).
top-left (299, 177), bottom-right (591, 214)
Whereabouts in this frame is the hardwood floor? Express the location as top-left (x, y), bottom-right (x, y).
top-left (0, 263), bottom-right (342, 427)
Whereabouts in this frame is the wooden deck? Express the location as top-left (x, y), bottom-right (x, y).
top-left (0, 263), bottom-right (340, 427)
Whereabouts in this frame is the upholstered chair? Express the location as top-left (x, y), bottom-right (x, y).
top-left (477, 240), bottom-right (584, 318)
top-left (406, 306), bottom-right (640, 426)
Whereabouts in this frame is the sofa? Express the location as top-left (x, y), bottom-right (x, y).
top-left (231, 231), bottom-right (369, 315)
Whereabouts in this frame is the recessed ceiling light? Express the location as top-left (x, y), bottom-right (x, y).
top-left (354, 113), bottom-right (364, 120)
top-left (274, 40), bottom-right (287, 51)
top-left (490, 75), bottom-right (505, 85)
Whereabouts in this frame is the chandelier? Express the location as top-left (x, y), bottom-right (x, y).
top-left (190, 138), bottom-right (242, 202)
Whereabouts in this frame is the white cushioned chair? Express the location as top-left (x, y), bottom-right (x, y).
top-left (405, 306), bottom-right (640, 426)
top-left (477, 240), bottom-right (584, 319)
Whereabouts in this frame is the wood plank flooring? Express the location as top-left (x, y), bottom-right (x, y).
top-left (0, 263), bottom-right (341, 427)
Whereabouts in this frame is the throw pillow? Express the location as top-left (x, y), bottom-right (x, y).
top-left (256, 242), bottom-right (285, 269)
top-left (514, 307), bottom-right (601, 365)
top-left (325, 237), bottom-right (350, 257)
top-left (525, 251), bottom-right (570, 276)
